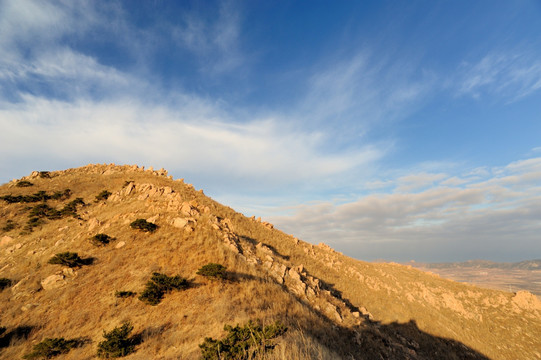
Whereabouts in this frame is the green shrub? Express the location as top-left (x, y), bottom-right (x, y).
top-left (16, 180), bottom-right (34, 187)
top-left (23, 337), bottom-right (79, 359)
top-left (139, 272), bottom-right (189, 305)
top-left (0, 278), bottom-right (12, 291)
top-left (130, 219), bottom-right (158, 233)
top-left (115, 291), bottom-right (136, 298)
top-left (197, 263), bottom-right (227, 280)
top-left (48, 252), bottom-right (86, 268)
top-left (29, 204), bottom-right (62, 220)
top-left (199, 320), bottom-right (287, 360)
top-left (38, 171), bottom-right (51, 178)
top-left (60, 198), bottom-right (85, 218)
top-left (2, 220), bottom-right (16, 232)
top-left (95, 190), bottom-right (112, 202)
top-left (51, 189), bottom-right (71, 200)
top-left (90, 234), bottom-right (115, 246)
top-left (24, 217), bottom-right (44, 232)
top-left (97, 322), bottom-right (136, 358)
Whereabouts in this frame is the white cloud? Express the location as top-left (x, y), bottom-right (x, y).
top-left (0, 95), bottom-right (382, 193)
top-left (269, 157), bottom-right (541, 261)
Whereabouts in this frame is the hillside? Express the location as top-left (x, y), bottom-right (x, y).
top-left (1, 164), bottom-right (540, 359)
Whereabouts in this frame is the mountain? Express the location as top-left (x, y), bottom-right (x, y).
top-left (1, 164), bottom-right (540, 359)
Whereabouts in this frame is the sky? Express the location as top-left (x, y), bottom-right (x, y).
top-left (1, 0), bottom-right (540, 262)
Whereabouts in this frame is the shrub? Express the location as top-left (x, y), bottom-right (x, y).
top-left (95, 190), bottom-right (112, 202)
top-left (16, 180), bottom-right (34, 187)
top-left (130, 219), bottom-right (158, 233)
top-left (23, 337), bottom-right (79, 359)
top-left (51, 189), bottom-right (71, 200)
top-left (115, 291), bottom-right (136, 298)
top-left (48, 252), bottom-right (86, 268)
top-left (29, 204), bottom-right (62, 220)
top-left (90, 234), bottom-right (115, 246)
top-left (0, 278), bottom-right (12, 291)
top-left (139, 272), bottom-right (189, 305)
top-left (24, 217), bottom-right (44, 232)
top-left (38, 171), bottom-right (51, 178)
top-left (97, 322), bottom-right (136, 358)
top-left (2, 220), bottom-right (16, 232)
top-left (197, 263), bottom-right (227, 280)
top-left (199, 320), bottom-right (287, 360)
top-left (60, 198), bottom-right (85, 218)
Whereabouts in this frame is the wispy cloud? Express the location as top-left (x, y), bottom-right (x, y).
top-left (171, 0), bottom-right (244, 74)
top-left (457, 51), bottom-right (541, 101)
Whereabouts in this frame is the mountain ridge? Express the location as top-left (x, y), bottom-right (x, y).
top-left (1, 164), bottom-right (540, 359)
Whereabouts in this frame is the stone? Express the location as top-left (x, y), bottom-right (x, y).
top-left (0, 236), bottom-right (14, 247)
top-left (88, 218), bottom-right (100, 231)
top-left (172, 218), bottom-right (188, 229)
top-left (115, 241), bottom-right (126, 249)
top-left (41, 274), bottom-right (66, 290)
top-left (147, 214), bottom-right (159, 223)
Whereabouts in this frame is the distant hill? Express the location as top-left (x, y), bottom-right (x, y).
top-left (1, 164), bottom-right (540, 359)
top-left (419, 259), bottom-right (541, 270)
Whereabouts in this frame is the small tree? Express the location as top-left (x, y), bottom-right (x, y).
top-left (130, 219), bottom-right (158, 233)
top-left (23, 337), bottom-right (79, 359)
top-left (16, 180), bottom-right (34, 187)
top-left (197, 263), bottom-right (227, 280)
top-left (97, 322), bottom-right (135, 358)
top-left (199, 320), bottom-right (287, 360)
top-left (95, 190), bottom-right (112, 202)
top-left (0, 278), bottom-right (12, 291)
top-left (139, 272), bottom-right (189, 305)
top-left (90, 234), bottom-right (115, 246)
top-left (48, 252), bottom-right (86, 268)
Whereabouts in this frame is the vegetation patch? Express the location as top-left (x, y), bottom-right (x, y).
top-left (2, 220), bottom-right (16, 232)
top-left (0, 278), bottom-right (12, 291)
top-left (23, 337), bottom-right (80, 359)
top-left (115, 291), bottom-right (136, 298)
top-left (48, 252), bottom-right (91, 268)
top-left (199, 320), bottom-right (287, 360)
top-left (197, 263), bottom-right (227, 280)
top-left (139, 272), bottom-right (189, 305)
top-left (0, 189), bottom-right (71, 204)
top-left (90, 234), bottom-right (116, 246)
top-left (59, 198), bottom-right (85, 218)
top-left (0, 325), bottom-right (33, 349)
top-left (38, 171), bottom-right (51, 178)
top-left (16, 180), bottom-right (34, 187)
top-left (130, 219), bottom-right (158, 233)
top-left (97, 322), bottom-right (136, 358)
top-left (95, 190), bottom-right (112, 202)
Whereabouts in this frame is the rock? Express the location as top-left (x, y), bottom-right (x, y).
top-left (62, 268), bottom-right (77, 277)
top-left (41, 274), bottom-right (66, 290)
top-left (123, 182), bottom-right (135, 196)
top-left (88, 218), bottom-right (101, 231)
top-left (147, 214), bottom-right (159, 224)
top-left (172, 218), bottom-right (188, 229)
top-left (21, 303), bottom-right (39, 312)
top-left (115, 241), bottom-right (126, 249)
top-left (0, 236), bottom-right (14, 247)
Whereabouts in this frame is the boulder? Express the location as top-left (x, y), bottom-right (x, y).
top-left (41, 274), bottom-right (66, 290)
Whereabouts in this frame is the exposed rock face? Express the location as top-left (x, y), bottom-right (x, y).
top-left (41, 274), bottom-right (66, 290)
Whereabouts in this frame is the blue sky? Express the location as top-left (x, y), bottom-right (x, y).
top-left (1, 0), bottom-right (540, 262)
